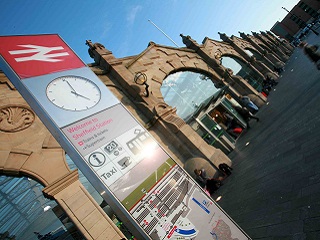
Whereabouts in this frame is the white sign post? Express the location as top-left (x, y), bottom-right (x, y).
top-left (0, 34), bottom-right (250, 240)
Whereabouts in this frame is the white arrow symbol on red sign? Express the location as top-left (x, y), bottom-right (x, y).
top-left (9, 45), bottom-right (69, 62)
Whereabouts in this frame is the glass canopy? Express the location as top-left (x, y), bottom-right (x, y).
top-left (161, 71), bottom-right (219, 122)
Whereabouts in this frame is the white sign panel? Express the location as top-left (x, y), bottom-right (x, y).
top-left (0, 34), bottom-right (250, 240)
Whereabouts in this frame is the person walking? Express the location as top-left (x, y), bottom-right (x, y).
top-left (234, 106), bottom-right (259, 128)
top-left (299, 41), bottom-right (320, 70)
top-left (240, 95), bottom-right (259, 114)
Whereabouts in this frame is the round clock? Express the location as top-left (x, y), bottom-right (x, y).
top-left (46, 75), bottom-right (101, 111)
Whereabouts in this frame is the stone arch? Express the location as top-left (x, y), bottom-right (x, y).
top-left (245, 47), bottom-right (275, 70)
top-left (1, 147), bottom-right (69, 187)
top-left (0, 72), bottom-right (126, 239)
top-left (220, 53), bottom-right (264, 92)
top-left (258, 43), bottom-right (272, 53)
top-left (86, 41), bottom-right (233, 173)
top-left (220, 52), bottom-right (247, 65)
top-left (244, 47), bottom-right (263, 60)
top-left (159, 69), bottom-right (222, 119)
top-left (155, 66), bottom-right (222, 100)
top-left (133, 47), bottom-right (223, 103)
top-left (0, 100), bottom-right (71, 187)
top-left (255, 34), bottom-right (289, 62)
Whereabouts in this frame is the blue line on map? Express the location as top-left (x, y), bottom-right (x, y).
top-left (175, 228), bottom-right (196, 235)
top-left (210, 231), bottom-right (218, 239)
top-left (192, 198), bottom-right (210, 214)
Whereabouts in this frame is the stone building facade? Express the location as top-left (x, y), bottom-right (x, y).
top-left (0, 31), bottom-right (293, 239)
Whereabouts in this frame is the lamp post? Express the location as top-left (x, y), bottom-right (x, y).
top-left (282, 7), bottom-right (319, 35)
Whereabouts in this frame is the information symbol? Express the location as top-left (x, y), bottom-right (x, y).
top-left (88, 152), bottom-right (106, 167)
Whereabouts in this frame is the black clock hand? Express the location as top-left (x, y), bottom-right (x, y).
top-left (65, 80), bottom-right (78, 93)
top-left (71, 91), bottom-right (91, 100)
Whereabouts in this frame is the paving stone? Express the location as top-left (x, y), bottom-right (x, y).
top-left (212, 33), bottom-right (320, 239)
top-left (305, 231), bottom-right (320, 240)
top-left (266, 221), bottom-right (304, 236)
top-left (245, 226), bottom-right (268, 239)
top-left (304, 217), bottom-right (320, 231)
top-left (282, 209), bottom-right (301, 222)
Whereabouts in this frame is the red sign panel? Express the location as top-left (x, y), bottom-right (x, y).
top-left (0, 34), bottom-right (85, 79)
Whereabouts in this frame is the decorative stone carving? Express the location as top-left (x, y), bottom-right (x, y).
top-left (224, 68), bottom-right (233, 77)
top-left (93, 42), bottom-right (105, 49)
top-left (153, 102), bottom-right (185, 133)
top-left (214, 50), bottom-right (222, 60)
top-left (0, 106), bottom-right (35, 132)
top-left (0, 77), bottom-right (15, 90)
top-left (249, 55), bottom-right (256, 63)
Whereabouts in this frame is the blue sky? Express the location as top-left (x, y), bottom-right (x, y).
top-left (1, 0), bottom-right (299, 63)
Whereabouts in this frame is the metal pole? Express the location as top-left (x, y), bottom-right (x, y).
top-left (148, 19), bottom-right (180, 47)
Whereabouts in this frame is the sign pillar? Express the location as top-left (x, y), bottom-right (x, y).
top-left (0, 34), bottom-right (250, 240)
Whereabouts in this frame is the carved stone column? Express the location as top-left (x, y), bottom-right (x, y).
top-left (43, 171), bottom-right (126, 240)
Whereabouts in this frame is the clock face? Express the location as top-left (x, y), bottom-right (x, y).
top-left (46, 75), bottom-right (101, 111)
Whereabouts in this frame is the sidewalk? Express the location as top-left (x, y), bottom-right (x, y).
top-left (213, 33), bottom-right (320, 239)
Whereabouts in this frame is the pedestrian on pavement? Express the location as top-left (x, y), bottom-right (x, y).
top-left (299, 41), bottom-right (320, 70)
top-left (234, 106), bottom-right (259, 128)
top-left (194, 168), bottom-right (208, 188)
top-left (223, 111), bottom-right (243, 138)
top-left (239, 95), bottom-right (259, 114)
top-left (194, 168), bottom-right (224, 192)
top-left (219, 163), bottom-right (233, 176)
top-left (205, 178), bottom-right (222, 195)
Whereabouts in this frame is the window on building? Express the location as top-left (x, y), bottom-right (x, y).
top-left (310, 9), bottom-right (317, 17)
top-left (299, 2), bottom-right (307, 10)
top-left (299, 2), bottom-right (305, 8)
top-left (290, 15), bottom-right (298, 22)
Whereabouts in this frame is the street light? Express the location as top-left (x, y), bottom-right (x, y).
top-left (282, 7), bottom-right (319, 35)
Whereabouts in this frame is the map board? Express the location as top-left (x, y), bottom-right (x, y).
top-left (0, 34), bottom-right (250, 239)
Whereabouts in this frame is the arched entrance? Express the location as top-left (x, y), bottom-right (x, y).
top-left (0, 154), bottom-right (133, 240)
top-left (161, 71), bottom-right (247, 153)
top-left (221, 56), bottom-right (264, 92)
top-left (0, 175), bottom-right (84, 239)
top-left (244, 48), bottom-right (275, 70)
